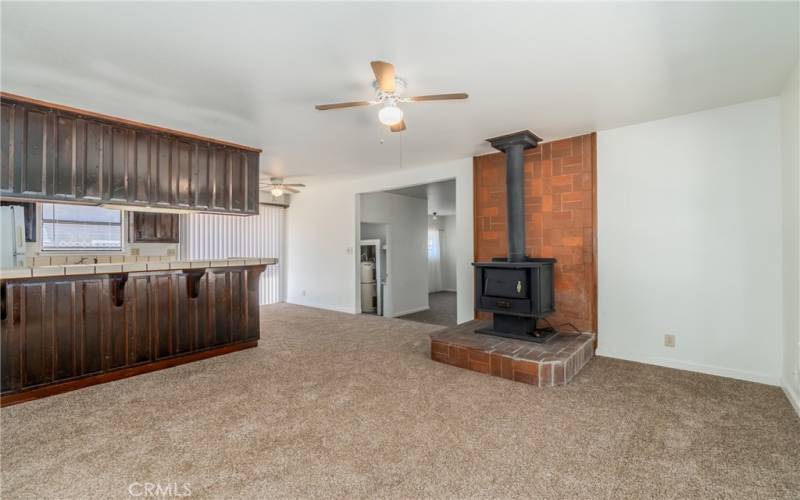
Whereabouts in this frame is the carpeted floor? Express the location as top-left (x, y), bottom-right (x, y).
top-left (398, 291), bottom-right (457, 326)
top-left (2, 303), bottom-right (799, 499)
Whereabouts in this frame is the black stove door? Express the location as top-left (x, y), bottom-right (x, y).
top-left (483, 268), bottom-right (528, 299)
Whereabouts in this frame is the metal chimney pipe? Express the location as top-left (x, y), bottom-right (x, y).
top-left (486, 130), bottom-right (543, 262)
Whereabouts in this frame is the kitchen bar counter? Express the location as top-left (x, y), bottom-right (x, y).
top-left (0, 259), bottom-right (277, 406)
top-left (0, 258), bottom-right (277, 280)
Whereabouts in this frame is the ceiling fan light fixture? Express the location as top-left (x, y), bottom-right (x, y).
top-left (270, 187), bottom-right (285, 197)
top-left (378, 104), bottom-right (404, 126)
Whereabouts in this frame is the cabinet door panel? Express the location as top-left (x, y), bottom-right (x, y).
top-left (127, 276), bottom-right (151, 364)
top-left (153, 275), bottom-right (173, 359)
top-left (22, 283), bottom-right (51, 387)
top-left (80, 280), bottom-right (103, 375)
top-left (229, 270), bottom-right (244, 342)
top-left (157, 213), bottom-right (178, 242)
top-left (1, 103), bottom-right (13, 192)
top-left (52, 115), bottom-right (76, 197)
top-left (82, 121), bottom-right (103, 199)
top-left (1, 284), bottom-right (22, 392)
top-left (103, 278), bottom-right (128, 370)
top-left (106, 127), bottom-right (129, 201)
top-left (212, 147), bottom-right (229, 210)
top-left (245, 152), bottom-right (260, 214)
top-left (195, 144), bottom-right (211, 209)
top-left (173, 274), bottom-right (192, 354)
top-left (22, 109), bottom-right (47, 195)
top-left (155, 137), bottom-right (172, 204)
top-left (130, 212), bottom-right (178, 243)
top-left (245, 267), bottom-right (260, 340)
top-left (133, 132), bottom-right (152, 203)
top-left (191, 273), bottom-right (210, 350)
top-left (175, 140), bottom-right (192, 206)
top-left (212, 271), bottom-right (231, 345)
top-left (52, 281), bottom-right (77, 381)
top-left (230, 151), bottom-right (244, 212)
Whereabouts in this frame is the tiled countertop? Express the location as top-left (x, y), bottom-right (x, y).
top-left (0, 258), bottom-right (278, 280)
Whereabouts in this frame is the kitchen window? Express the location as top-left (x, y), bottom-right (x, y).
top-left (40, 203), bottom-right (124, 251)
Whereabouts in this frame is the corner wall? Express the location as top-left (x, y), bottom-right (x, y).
top-left (597, 98), bottom-right (783, 385)
top-left (286, 157), bottom-right (474, 323)
top-left (781, 63), bottom-right (800, 413)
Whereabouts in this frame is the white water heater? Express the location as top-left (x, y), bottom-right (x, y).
top-left (360, 261), bottom-right (375, 283)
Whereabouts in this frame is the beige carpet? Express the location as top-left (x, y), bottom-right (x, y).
top-left (2, 303), bottom-right (798, 499)
top-left (398, 291), bottom-right (457, 326)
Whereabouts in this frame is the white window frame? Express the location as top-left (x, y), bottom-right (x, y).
top-left (36, 203), bottom-right (128, 255)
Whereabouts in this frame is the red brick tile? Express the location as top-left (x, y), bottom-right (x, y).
top-left (431, 340), bottom-right (449, 356)
top-left (468, 360), bottom-right (490, 374)
top-left (468, 349), bottom-right (490, 364)
top-left (449, 346), bottom-right (469, 368)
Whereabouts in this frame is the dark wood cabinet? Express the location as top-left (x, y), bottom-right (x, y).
top-left (130, 212), bottom-right (179, 243)
top-left (0, 94), bottom-right (261, 215)
top-left (0, 265), bottom-right (265, 402)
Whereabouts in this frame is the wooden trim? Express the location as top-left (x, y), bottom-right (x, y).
top-left (472, 156), bottom-right (480, 321)
top-left (0, 340), bottom-right (258, 407)
top-left (0, 92), bottom-right (262, 153)
top-left (590, 132), bottom-right (598, 348)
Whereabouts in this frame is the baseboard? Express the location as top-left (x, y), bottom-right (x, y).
top-left (392, 305), bottom-right (430, 317)
top-left (782, 380), bottom-right (800, 418)
top-left (286, 300), bottom-right (355, 314)
top-left (595, 348), bottom-right (781, 386)
top-left (440, 289), bottom-right (457, 293)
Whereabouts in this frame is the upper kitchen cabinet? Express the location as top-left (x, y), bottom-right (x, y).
top-left (0, 93), bottom-right (262, 215)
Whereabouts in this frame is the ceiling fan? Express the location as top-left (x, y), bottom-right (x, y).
top-left (260, 177), bottom-right (306, 197)
top-left (315, 61), bottom-right (468, 132)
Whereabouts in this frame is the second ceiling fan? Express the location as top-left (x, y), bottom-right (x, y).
top-left (315, 61), bottom-right (468, 132)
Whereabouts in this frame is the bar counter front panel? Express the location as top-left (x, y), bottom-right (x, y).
top-left (0, 263), bottom-right (268, 405)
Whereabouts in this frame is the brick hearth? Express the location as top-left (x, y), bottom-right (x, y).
top-left (430, 321), bottom-right (594, 386)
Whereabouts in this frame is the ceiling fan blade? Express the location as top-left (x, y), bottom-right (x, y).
top-left (370, 61), bottom-right (396, 93)
top-left (281, 184), bottom-right (306, 187)
top-left (408, 93), bottom-right (469, 102)
top-left (390, 120), bottom-right (406, 132)
top-left (283, 187), bottom-right (301, 194)
top-left (315, 101), bottom-right (373, 111)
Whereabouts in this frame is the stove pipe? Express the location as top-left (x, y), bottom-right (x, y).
top-left (486, 130), bottom-right (542, 262)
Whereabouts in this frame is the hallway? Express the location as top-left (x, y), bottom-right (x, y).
top-left (398, 292), bottom-right (457, 327)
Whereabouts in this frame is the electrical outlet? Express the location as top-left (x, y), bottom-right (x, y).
top-left (130, 247), bottom-right (140, 256)
top-left (664, 334), bottom-right (676, 348)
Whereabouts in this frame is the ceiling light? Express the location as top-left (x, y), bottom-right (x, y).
top-left (378, 104), bottom-right (403, 126)
top-left (432, 212), bottom-right (438, 220)
top-left (270, 187), bottom-right (285, 197)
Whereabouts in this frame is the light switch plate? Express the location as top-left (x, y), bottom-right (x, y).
top-left (664, 334), bottom-right (676, 348)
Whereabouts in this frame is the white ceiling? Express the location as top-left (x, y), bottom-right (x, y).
top-left (2, 2), bottom-right (797, 184)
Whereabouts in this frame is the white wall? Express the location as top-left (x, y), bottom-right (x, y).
top-left (286, 157), bottom-right (474, 323)
top-left (597, 98), bottom-right (783, 385)
top-left (781, 63), bottom-right (800, 413)
top-left (360, 192), bottom-right (428, 317)
top-left (181, 204), bottom-right (286, 305)
top-left (439, 215), bottom-right (458, 292)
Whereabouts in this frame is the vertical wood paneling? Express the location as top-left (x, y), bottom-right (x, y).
top-left (180, 204), bottom-right (285, 305)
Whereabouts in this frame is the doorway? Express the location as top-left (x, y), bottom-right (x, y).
top-left (359, 223), bottom-right (388, 316)
top-left (357, 179), bottom-right (456, 326)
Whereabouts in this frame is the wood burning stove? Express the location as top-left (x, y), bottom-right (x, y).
top-left (473, 130), bottom-right (558, 343)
